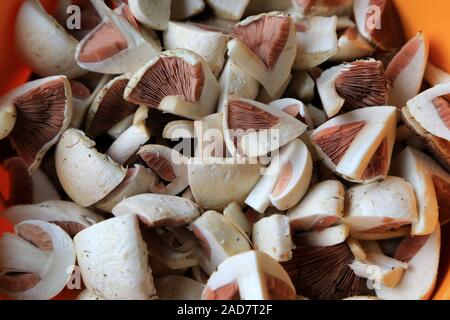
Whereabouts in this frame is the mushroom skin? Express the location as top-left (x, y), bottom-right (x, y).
top-left (128, 0), bottom-right (171, 31)
top-left (205, 0), bottom-right (250, 20)
top-left (297, 224), bottom-right (350, 247)
top-left (0, 103), bottom-right (16, 140)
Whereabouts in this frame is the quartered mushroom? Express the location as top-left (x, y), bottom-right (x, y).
top-left (293, 16), bottom-right (338, 70)
top-left (386, 33), bottom-right (429, 109)
top-left (288, 180), bottom-right (345, 231)
top-left (425, 62), bottom-right (450, 87)
top-left (163, 22), bottom-right (230, 76)
top-left (291, 0), bottom-right (353, 17)
top-left (256, 73), bottom-right (292, 105)
top-left (75, 1), bottom-right (161, 74)
top-left (163, 120), bottom-right (195, 140)
top-left (95, 165), bottom-right (158, 213)
top-left (0, 200), bottom-right (103, 237)
top-left (128, 0), bottom-right (171, 31)
top-left (246, 139), bottom-right (313, 212)
top-left (112, 194), bottom-right (200, 228)
top-left (124, 49), bottom-right (220, 120)
top-left (252, 215), bottom-right (293, 262)
top-left (317, 59), bottom-right (389, 118)
top-left (402, 83), bottom-right (450, 171)
top-left (155, 275), bottom-right (205, 300)
top-left (74, 214), bottom-right (156, 300)
top-left (77, 289), bottom-right (106, 300)
top-left (188, 157), bottom-right (261, 211)
top-left (139, 144), bottom-right (189, 196)
top-left (55, 128), bottom-right (127, 207)
top-left (297, 224), bottom-right (350, 247)
top-left (194, 113), bottom-right (227, 158)
top-left (228, 12), bottom-right (297, 97)
top-left (223, 98), bottom-right (307, 158)
top-left (311, 107), bottom-right (397, 183)
top-left (202, 250), bottom-right (296, 300)
top-left (269, 98), bottom-right (314, 129)
top-left (0, 220), bottom-right (76, 300)
top-left (191, 211), bottom-right (252, 274)
top-left (171, 0), bottom-right (205, 20)
top-left (330, 27), bottom-right (374, 62)
top-left (15, 0), bottom-right (86, 78)
top-left (223, 202), bottom-right (252, 238)
top-left (0, 76), bottom-right (73, 173)
top-left (85, 74), bottom-right (138, 138)
top-left (287, 71), bottom-right (315, 103)
top-left (205, 0), bottom-right (249, 20)
top-left (393, 147), bottom-right (450, 232)
top-left (353, 0), bottom-right (405, 51)
top-left (344, 177), bottom-right (418, 235)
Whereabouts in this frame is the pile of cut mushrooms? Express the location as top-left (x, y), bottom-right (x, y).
top-left (0, 0), bottom-right (449, 300)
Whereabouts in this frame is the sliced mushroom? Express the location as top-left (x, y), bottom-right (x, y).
top-left (228, 12), bottom-right (297, 97)
top-left (74, 214), bottom-right (156, 300)
top-left (297, 224), bottom-right (350, 247)
top-left (202, 250), bottom-right (296, 300)
top-left (217, 59), bottom-right (260, 113)
top-left (0, 76), bottom-right (73, 173)
top-left (293, 16), bottom-right (338, 70)
top-left (188, 157), bottom-right (261, 211)
top-left (223, 98), bottom-right (307, 158)
top-left (256, 73), bottom-right (292, 104)
top-left (15, 0), bottom-right (86, 78)
top-left (252, 215), bottom-right (292, 262)
top-left (353, 0), bottom-right (405, 51)
top-left (125, 49), bottom-right (220, 120)
top-left (194, 113), bottom-right (227, 158)
top-left (317, 59), bottom-right (389, 118)
top-left (311, 106), bottom-right (397, 183)
top-left (75, 1), bottom-right (161, 74)
top-left (191, 211), bottom-right (252, 274)
top-left (286, 71), bottom-right (315, 104)
top-left (288, 180), bottom-right (345, 231)
top-left (222, 202), bottom-right (250, 237)
top-left (0, 220), bottom-right (76, 300)
top-left (246, 139), bottom-right (312, 212)
top-left (292, 0), bottom-right (353, 17)
top-left (344, 177), bottom-right (418, 233)
top-left (163, 120), bottom-right (195, 140)
top-left (425, 62), bottom-right (450, 87)
top-left (155, 275), bottom-right (205, 300)
top-left (77, 289), bottom-right (106, 300)
top-left (205, 0), bottom-right (249, 20)
top-left (269, 98), bottom-right (314, 129)
top-left (164, 22), bottom-right (230, 76)
top-left (128, 0), bottom-right (170, 30)
top-left (402, 83), bottom-right (450, 170)
top-left (139, 144), bottom-right (189, 195)
top-left (330, 27), bottom-right (374, 62)
top-left (171, 0), bottom-right (205, 20)
top-left (55, 129), bottom-right (127, 207)
top-left (386, 33), bottom-right (429, 109)
top-left (0, 200), bottom-right (102, 237)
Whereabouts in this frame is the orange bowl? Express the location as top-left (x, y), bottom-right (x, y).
top-left (1, 0), bottom-right (450, 300)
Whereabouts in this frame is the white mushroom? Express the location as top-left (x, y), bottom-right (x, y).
top-left (307, 104), bottom-right (327, 128)
top-left (297, 224), bottom-right (350, 247)
top-left (55, 129), bottom-right (127, 207)
top-left (77, 289), bottom-right (106, 300)
top-left (155, 275), bottom-right (205, 300)
top-left (269, 98), bottom-right (314, 129)
top-left (286, 71), bottom-right (315, 104)
top-left (256, 73), bottom-right (292, 104)
top-left (163, 120), bottom-right (195, 140)
top-left (0, 220), bottom-right (76, 300)
top-left (330, 27), bottom-right (374, 62)
top-left (425, 62), bottom-right (450, 87)
top-left (223, 202), bottom-right (252, 238)
top-left (107, 114), bottom-right (134, 140)
top-left (171, 0), bottom-right (205, 20)
top-left (205, 0), bottom-right (249, 20)
top-left (128, 0), bottom-right (171, 31)
top-left (74, 214), bottom-right (156, 300)
top-left (194, 113), bottom-right (227, 158)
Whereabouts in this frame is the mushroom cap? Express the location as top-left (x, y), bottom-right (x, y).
top-left (77, 289), bottom-right (106, 300)
top-left (55, 128), bottom-right (127, 207)
top-left (297, 224), bottom-right (350, 247)
top-left (112, 194), bottom-right (201, 227)
top-left (155, 275), bottom-right (205, 300)
top-left (74, 214), bottom-right (156, 300)
top-left (0, 220), bottom-right (76, 300)
top-left (128, 0), bottom-right (170, 30)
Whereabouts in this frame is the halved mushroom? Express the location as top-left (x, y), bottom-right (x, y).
top-left (217, 60), bottom-right (260, 113)
top-left (269, 98), bottom-right (314, 129)
top-left (228, 12), bottom-right (297, 97)
top-left (171, 0), bottom-right (205, 20)
top-left (191, 211), bottom-right (252, 274)
top-left (128, 0), bottom-right (170, 30)
top-left (74, 214), bottom-right (156, 300)
top-left (55, 129), bottom-right (127, 207)
top-left (125, 49), bottom-right (220, 120)
top-left (353, 0), bottom-right (405, 51)
top-left (86, 74), bottom-right (138, 138)
top-left (0, 200), bottom-right (103, 237)
top-left (223, 98), bottom-right (307, 158)
top-left (425, 62), bottom-right (450, 87)
top-left (293, 16), bottom-right (338, 70)
top-left (252, 215), bottom-right (292, 262)
top-left (139, 144), bottom-right (189, 195)
top-left (202, 250), bottom-right (296, 300)
top-left (75, 1), bottom-right (161, 74)
top-left (155, 275), bottom-right (205, 300)
top-left (393, 147), bottom-right (450, 233)
top-left (194, 113), bottom-right (227, 158)
top-left (188, 157), bottom-right (261, 211)
top-left (292, 0), bottom-right (353, 17)
top-left (205, 0), bottom-right (249, 20)
top-left (311, 106), bottom-right (397, 183)
top-left (246, 139), bottom-right (312, 212)
top-left (288, 180), bottom-right (345, 231)
top-left (95, 165), bottom-right (158, 213)
top-left (163, 22), bottom-right (230, 76)
top-left (163, 120), bottom-right (195, 140)
top-left (77, 289), bottom-right (106, 300)
top-left (297, 224), bottom-right (350, 247)
top-left (286, 71), bottom-right (315, 103)
top-left (330, 27), bottom-right (374, 62)
top-left (256, 73), bottom-right (292, 104)
top-left (223, 202), bottom-right (252, 238)
top-left (386, 33), bottom-right (429, 109)
top-left (344, 177), bottom-right (418, 233)
top-left (402, 83), bottom-right (450, 170)
top-left (2, 157), bottom-right (60, 206)
top-left (317, 59), bottom-right (389, 118)
top-left (0, 76), bottom-right (73, 173)
top-left (15, 0), bottom-right (86, 78)
top-left (0, 220), bottom-right (76, 300)
top-left (376, 225), bottom-right (440, 300)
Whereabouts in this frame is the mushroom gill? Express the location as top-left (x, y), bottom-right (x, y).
top-left (433, 96), bottom-right (450, 129)
top-left (432, 175), bottom-right (450, 224)
top-left (394, 234), bottom-right (430, 263)
top-left (361, 138), bottom-right (388, 180)
top-left (140, 152), bottom-right (177, 182)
